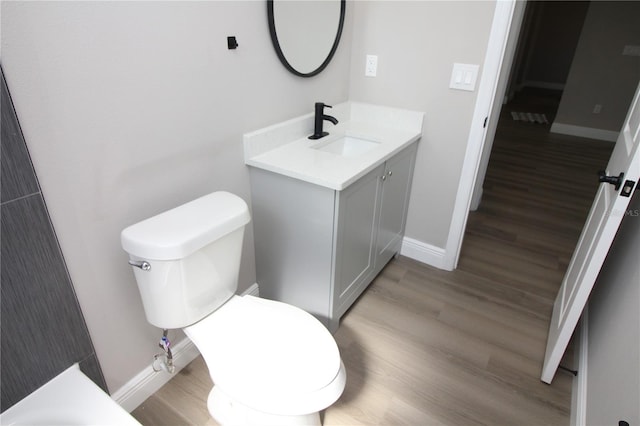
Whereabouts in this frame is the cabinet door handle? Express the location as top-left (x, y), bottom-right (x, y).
top-left (381, 175), bottom-right (387, 181)
top-left (387, 170), bottom-right (393, 177)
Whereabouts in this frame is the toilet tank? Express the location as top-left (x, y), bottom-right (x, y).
top-left (121, 192), bottom-right (251, 329)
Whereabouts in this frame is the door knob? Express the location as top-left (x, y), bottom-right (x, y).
top-left (598, 170), bottom-right (624, 191)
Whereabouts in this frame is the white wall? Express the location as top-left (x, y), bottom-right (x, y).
top-left (1, 1), bottom-right (352, 393)
top-left (584, 194), bottom-right (640, 425)
top-left (348, 0), bottom-right (496, 249)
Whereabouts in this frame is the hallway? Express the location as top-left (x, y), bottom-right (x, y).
top-left (462, 88), bottom-right (614, 310)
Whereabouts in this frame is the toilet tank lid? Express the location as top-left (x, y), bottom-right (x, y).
top-left (121, 191), bottom-right (250, 260)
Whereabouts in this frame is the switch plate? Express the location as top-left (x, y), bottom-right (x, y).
top-left (365, 55), bottom-right (378, 77)
top-left (593, 104), bottom-right (602, 114)
top-left (449, 63), bottom-right (479, 91)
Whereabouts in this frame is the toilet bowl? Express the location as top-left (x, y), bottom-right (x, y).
top-left (121, 191), bottom-right (346, 425)
top-left (185, 295), bottom-right (346, 425)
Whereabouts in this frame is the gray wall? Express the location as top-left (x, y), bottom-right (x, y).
top-left (0, 68), bottom-right (106, 411)
top-left (554, 1), bottom-right (640, 132)
top-left (1, 0), bottom-right (499, 397)
top-left (509, 1), bottom-right (589, 92)
top-left (1, 1), bottom-right (353, 393)
top-left (585, 193), bottom-right (639, 425)
top-left (348, 0), bottom-right (495, 248)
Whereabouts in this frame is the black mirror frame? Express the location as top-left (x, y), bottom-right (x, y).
top-left (267, 0), bottom-right (346, 78)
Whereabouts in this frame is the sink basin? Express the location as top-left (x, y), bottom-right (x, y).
top-left (314, 136), bottom-right (380, 157)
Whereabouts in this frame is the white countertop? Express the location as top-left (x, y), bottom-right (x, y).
top-left (244, 102), bottom-right (424, 191)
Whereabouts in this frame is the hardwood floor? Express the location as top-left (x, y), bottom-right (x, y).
top-left (131, 90), bottom-right (614, 425)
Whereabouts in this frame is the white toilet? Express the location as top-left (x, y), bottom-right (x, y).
top-left (121, 191), bottom-right (346, 426)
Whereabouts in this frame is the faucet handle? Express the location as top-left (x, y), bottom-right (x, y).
top-left (315, 102), bottom-right (332, 111)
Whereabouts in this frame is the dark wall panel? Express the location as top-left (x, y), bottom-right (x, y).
top-left (0, 68), bottom-right (106, 411)
top-left (1, 65), bottom-right (39, 203)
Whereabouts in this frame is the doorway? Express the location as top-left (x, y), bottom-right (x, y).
top-left (460, 0), bottom-right (640, 383)
top-left (470, 0), bottom-right (639, 253)
top-left (505, 1), bottom-right (589, 107)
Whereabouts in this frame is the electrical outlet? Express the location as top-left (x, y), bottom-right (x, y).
top-left (593, 104), bottom-right (602, 114)
top-left (365, 55), bottom-right (378, 77)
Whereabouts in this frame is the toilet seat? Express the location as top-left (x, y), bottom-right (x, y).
top-left (184, 295), bottom-right (345, 415)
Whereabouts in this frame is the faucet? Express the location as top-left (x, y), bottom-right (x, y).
top-left (309, 102), bottom-right (339, 140)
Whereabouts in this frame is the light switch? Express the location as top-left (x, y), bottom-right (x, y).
top-left (449, 63), bottom-right (479, 91)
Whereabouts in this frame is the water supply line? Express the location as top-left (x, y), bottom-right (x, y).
top-left (152, 329), bottom-right (175, 374)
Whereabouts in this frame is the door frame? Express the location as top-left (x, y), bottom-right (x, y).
top-left (443, 0), bottom-right (525, 270)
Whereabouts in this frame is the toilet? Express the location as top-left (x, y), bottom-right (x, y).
top-left (121, 191), bottom-right (346, 426)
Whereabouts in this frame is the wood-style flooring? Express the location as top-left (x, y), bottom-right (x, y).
top-left (131, 89), bottom-right (614, 425)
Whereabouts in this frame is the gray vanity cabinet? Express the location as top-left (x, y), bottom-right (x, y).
top-left (332, 163), bottom-right (385, 321)
top-left (375, 143), bottom-right (417, 269)
top-left (249, 142), bottom-right (417, 333)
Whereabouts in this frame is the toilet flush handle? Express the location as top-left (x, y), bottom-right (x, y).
top-left (128, 260), bottom-right (151, 271)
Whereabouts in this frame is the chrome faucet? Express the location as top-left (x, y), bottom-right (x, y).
top-left (309, 102), bottom-right (339, 140)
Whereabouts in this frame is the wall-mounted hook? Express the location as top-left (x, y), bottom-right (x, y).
top-left (227, 36), bottom-right (238, 50)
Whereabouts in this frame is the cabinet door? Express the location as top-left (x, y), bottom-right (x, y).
top-left (333, 164), bottom-right (385, 318)
top-left (376, 143), bottom-right (417, 269)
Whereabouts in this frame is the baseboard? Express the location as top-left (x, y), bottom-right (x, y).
top-left (400, 236), bottom-right (449, 270)
top-left (515, 81), bottom-right (565, 92)
top-left (243, 282), bottom-right (260, 297)
top-left (111, 335), bottom-right (200, 412)
top-left (550, 122), bottom-right (618, 142)
top-left (521, 80), bottom-right (565, 91)
top-left (112, 283), bottom-right (260, 412)
top-left (570, 308), bottom-right (589, 426)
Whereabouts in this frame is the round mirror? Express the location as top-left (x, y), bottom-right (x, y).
top-left (267, 0), bottom-right (346, 78)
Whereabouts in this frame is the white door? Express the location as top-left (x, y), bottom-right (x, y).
top-left (541, 81), bottom-right (640, 384)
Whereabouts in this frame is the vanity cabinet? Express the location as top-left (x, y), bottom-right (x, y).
top-left (249, 142), bottom-right (417, 333)
top-left (375, 145), bottom-right (417, 268)
top-left (332, 163), bottom-right (384, 321)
